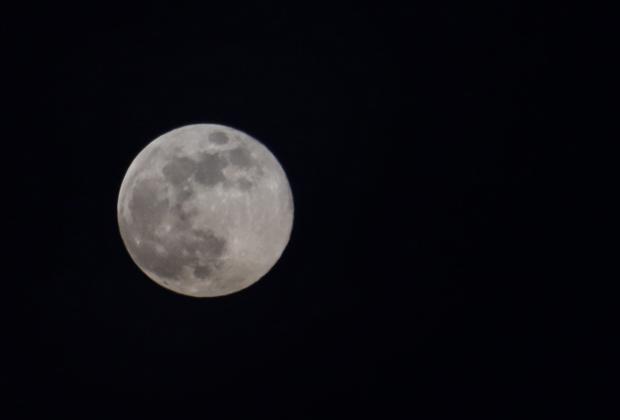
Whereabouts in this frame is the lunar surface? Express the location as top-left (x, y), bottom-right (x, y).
top-left (117, 124), bottom-right (294, 297)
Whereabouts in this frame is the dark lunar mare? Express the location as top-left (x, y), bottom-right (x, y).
top-left (208, 131), bottom-right (229, 145)
top-left (162, 146), bottom-right (261, 191)
top-left (228, 147), bottom-right (253, 168)
top-left (194, 152), bottom-right (228, 186)
top-left (120, 174), bottom-right (227, 283)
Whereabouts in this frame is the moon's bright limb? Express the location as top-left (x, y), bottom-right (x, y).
top-left (117, 124), bottom-right (294, 297)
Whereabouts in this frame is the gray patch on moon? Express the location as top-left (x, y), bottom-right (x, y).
top-left (121, 176), bottom-right (227, 283)
top-left (161, 146), bottom-right (262, 193)
top-left (192, 229), bottom-right (227, 257)
top-left (195, 152), bottom-right (228, 186)
top-left (193, 265), bottom-right (212, 279)
top-left (169, 179), bottom-right (196, 225)
top-left (209, 131), bottom-right (229, 144)
top-left (162, 156), bottom-right (197, 185)
top-left (127, 178), bottom-right (169, 233)
top-left (224, 146), bottom-right (264, 188)
top-left (228, 147), bottom-right (253, 168)
top-left (237, 178), bottom-right (253, 190)
top-left (172, 201), bottom-right (193, 224)
top-left (176, 184), bottom-right (194, 202)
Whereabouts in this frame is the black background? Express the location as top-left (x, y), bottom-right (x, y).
top-left (6, 2), bottom-right (595, 418)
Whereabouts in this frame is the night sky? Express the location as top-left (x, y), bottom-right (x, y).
top-left (6, 2), bottom-right (591, 418)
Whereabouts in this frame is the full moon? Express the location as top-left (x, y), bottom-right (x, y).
top-left (117, 124), bottom-right (294, 297)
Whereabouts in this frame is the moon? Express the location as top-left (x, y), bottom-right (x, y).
top-left (117, 124), bottom-right (294, 297)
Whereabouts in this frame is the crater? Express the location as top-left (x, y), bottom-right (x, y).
top-left (209, 131), bottom-right (229, 145)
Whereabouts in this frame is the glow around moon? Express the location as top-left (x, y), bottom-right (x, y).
top-left (117, 124), bottom-right (294, 297)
